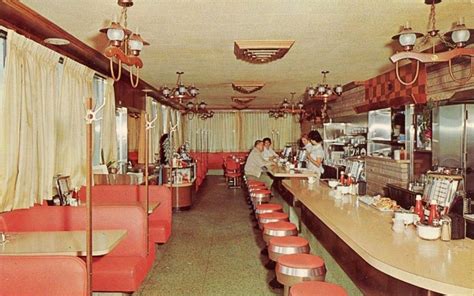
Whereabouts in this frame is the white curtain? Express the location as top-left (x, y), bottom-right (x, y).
top-left (101, 78), bottom-right (117, 165)
top-left (146, 97), bottom-right (162, 162)
top-left (184, 112), bottom-right (238, 152)
top-left (240, 112), bottom-right (300, 151)
top-left (183, 111), bottom-right (300, 152)
top-left (0, 30), bottom-right (103, 211)
top-left (55, 57), bottom-right (95, 189)
top-left (0, 30), bottom-right (61, 210)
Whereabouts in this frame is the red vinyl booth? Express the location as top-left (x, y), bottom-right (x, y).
top-left (78, 184), bottom-right (172, 244)
top-left (0, 256), bottom-right (87, 296)
top-left (0, 205), bottom-right (150, 293)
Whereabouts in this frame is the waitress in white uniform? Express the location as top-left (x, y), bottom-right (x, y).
top-left (306, 130), bottom-right (325, 176)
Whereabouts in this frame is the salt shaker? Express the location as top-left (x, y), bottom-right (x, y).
top-left (440, 215), bottom-right (452, 241)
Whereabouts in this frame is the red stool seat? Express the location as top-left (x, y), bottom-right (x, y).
top-left (250, 189), bottom-right (271, 196)
top-left (264, 221), bottom-right (297, 232)
top-left (248, 186), bottom-right (268, 193)
top-left (290, 281), bottom-right (348, 296)
top-left (259, 212), bottom-right (289, 225)
top-left (225, 172), bottom-right (242, 177)
top-left (263, 221), bottom-right (298, 244)
top-left (255, 203), bottom-right (283, 213)
top-left (276, 254), bottom-right (327, 295)
top-left (269, 236), bottom-right (308, 248)
top-left (277, 253), bottom-right (325, 270)
top-left (247, 180), bottom-right (266, 186)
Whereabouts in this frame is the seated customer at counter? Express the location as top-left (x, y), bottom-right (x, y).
top-left (306, 130), bottom-right (325, 176)
top-left (262, 137), bottom-right (278, 161)
top-left (244, 140), bottom-right (273, 188)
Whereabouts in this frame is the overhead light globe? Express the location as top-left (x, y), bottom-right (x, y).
top-left (107, 27), bottom-right (125, 42)
top-left (399, 32), bottom-right (417, 47)
top-left (451, 25), bottom-right (471, 45)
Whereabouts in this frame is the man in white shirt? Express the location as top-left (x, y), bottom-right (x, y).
top-left (244, 140), bottom-right (273, 188)
top-left (262, 137), bottom-right (278, 161)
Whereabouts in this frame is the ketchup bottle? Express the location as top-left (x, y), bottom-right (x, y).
top-left (414, 195), bottom-right (424, 222)
top-left (340, 171), bottom-right (345, 185)
top-left (428, 200), bottom-right (439, 225)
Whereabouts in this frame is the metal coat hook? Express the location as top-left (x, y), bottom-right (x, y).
top-left (170, 123), bottom-right (178, 134)
top-left (85, 97), bottom-right (106, 125)
top-left (146, 113), bottom-right (157, 130)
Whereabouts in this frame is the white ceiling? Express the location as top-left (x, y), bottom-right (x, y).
top-left (21, 0), bottom-right (474, 108)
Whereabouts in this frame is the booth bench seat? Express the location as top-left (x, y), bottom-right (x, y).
top-left (78, 184), bottom-right (172, 244)
top-left (0, 256), bottom-right (87, 296)
top-left (0, 205), bottom-right (150, 293)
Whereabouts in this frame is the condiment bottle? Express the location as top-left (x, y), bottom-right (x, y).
top-left (428, 200), bottom-right (439, 225)
top-left (347, 173), bottom-right (352, 186)
top-left (414, 194), bottom-right (424, 222)
top-left (340, 171), bottom-right (345, 185)
top-left (400, 147), bottom-right (406, 160)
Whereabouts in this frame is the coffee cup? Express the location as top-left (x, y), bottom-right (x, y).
top-left (307, 176), bottom-right (316, 184)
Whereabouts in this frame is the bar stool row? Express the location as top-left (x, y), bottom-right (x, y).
top-left (243, 177), bottom-right (348, 296)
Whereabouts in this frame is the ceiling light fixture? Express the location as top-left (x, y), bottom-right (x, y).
top-left (99, 0), bottom-right (149, 88)
top-left (234, 40), bottom-right (295, 64)
top-left (231, 81), bottom-right (265, 94)
top-left (160, 71), bottom-right (199, 104)
top-left (268, 92), bottom-right (305, 120)
top-left (184, 100), bottom-right (214, 120)
top-left (390, 0), bottom-right (474, 85)
top-left (306, 71), bottom-right (343, 100)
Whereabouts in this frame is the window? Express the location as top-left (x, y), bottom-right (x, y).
top-left (115, 107), bottom-right (128, 173)
top-left (0, 30), bottom-right (6, 93)
top-left (92, 75), bottom-right (105, 166)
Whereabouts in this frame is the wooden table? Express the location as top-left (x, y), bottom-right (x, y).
top-left (266, 165), bottom-right (318, 178)
top-left (0, 230), bottom-right (127, 256)
top-left (282, 179), bottom-right (474, 295)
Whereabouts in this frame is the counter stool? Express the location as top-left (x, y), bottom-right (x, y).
top-left (267, 236), bottom-right (310, 290)
top-left (263, 221), bottom-right (298, 244)
top-left (258, 212), bottom-right (289, 230)
top-left (250, 189), bottom-right (272, 209)
top-left (276, 253), bottom-right (326, 296)
top-left (247, 186), bottom-right (268, 207)
top-left (255, 203), bottom-right (283, 219)
top-left (253, 203), bottom-right (282, 223)
top-left (261, 221), bottom-right (298, 264)
top-left (247, 180), bottom-right (266, 186)
top-left (289, 281), bottom-right (347, 296)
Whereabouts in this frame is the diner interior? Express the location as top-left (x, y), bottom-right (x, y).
top-left (0, 0), bottom-right (473, 295)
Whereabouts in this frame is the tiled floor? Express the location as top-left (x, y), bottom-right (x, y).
top-left (134, 176), bottom-right (276, 296)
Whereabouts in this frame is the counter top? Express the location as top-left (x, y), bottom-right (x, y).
top-left (266, 165), bottom-right (317, 178)
top-left (282, 179), bottom-right (474, 295)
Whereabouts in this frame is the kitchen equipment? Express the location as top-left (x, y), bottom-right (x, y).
top-left (432, 104), bottom-right (473, 202)
top-left (416, 222), bottom-right (441, 240)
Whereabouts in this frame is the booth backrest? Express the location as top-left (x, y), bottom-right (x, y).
top-left (0, 205), bottom-right (147, 257)
top-left (0, 256), bottom-right (87, 296)
top-left (78, 185), bottom-right (139, 202)
top-left (138, 185), bottom-right (172, 223)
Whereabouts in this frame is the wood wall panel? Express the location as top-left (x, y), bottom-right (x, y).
top-left (427, 60), bottom-right (474, 101)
